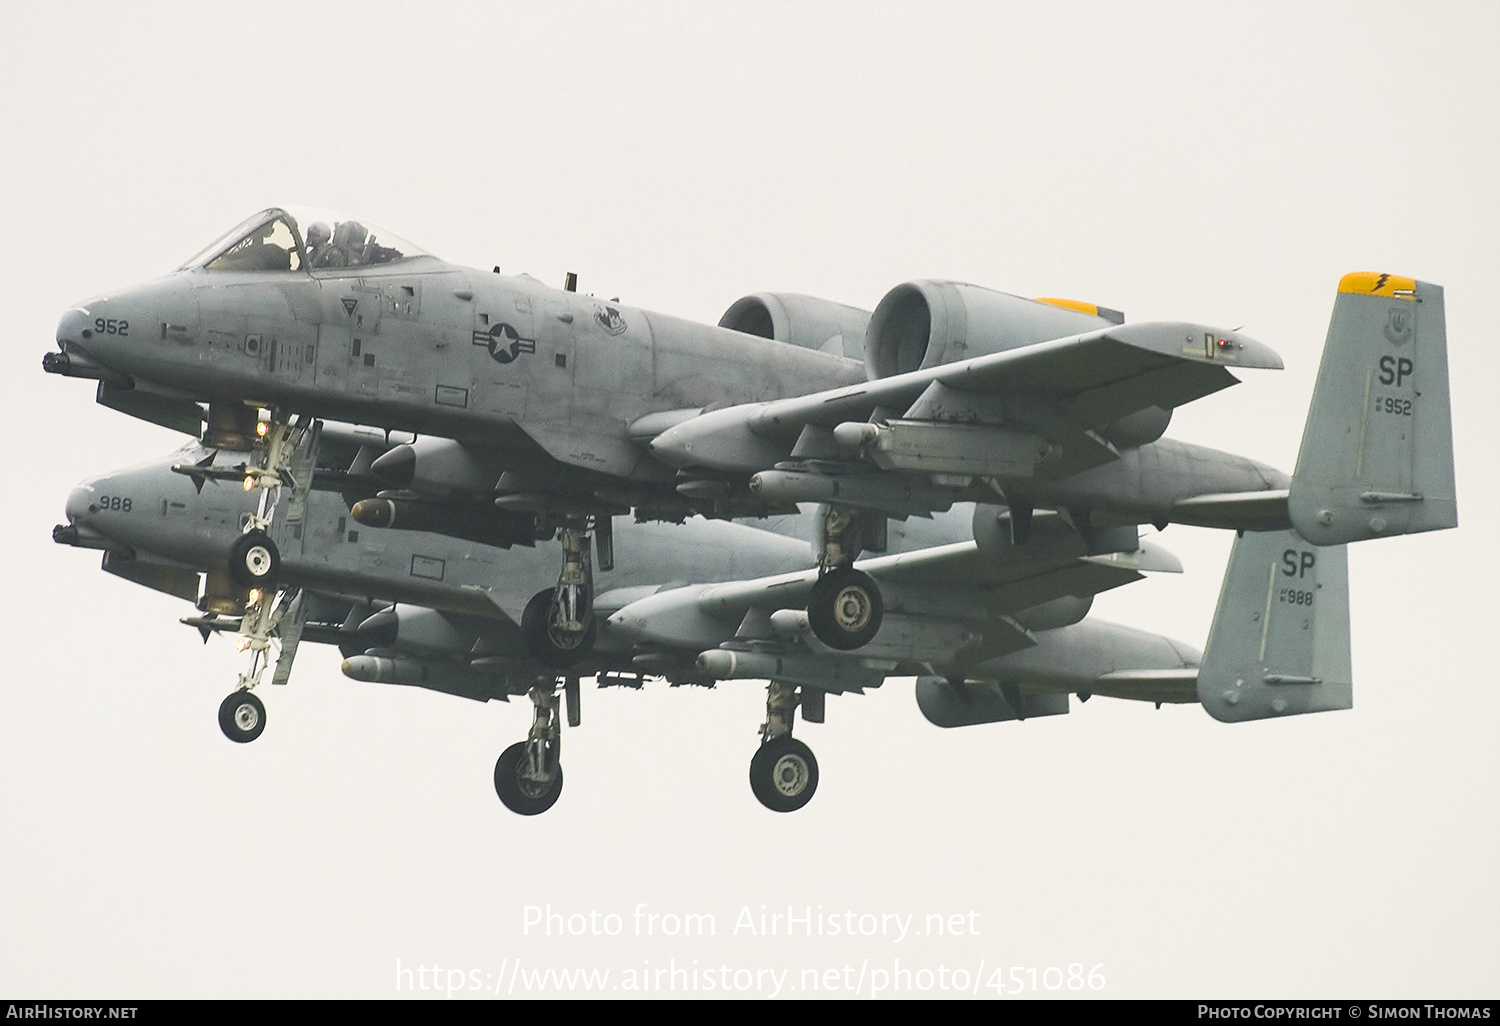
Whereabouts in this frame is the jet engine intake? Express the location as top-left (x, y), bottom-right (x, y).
top-left (864, 280), bottom-right (1115, 380)
top-left (718, 293), bottom-right (871, 360)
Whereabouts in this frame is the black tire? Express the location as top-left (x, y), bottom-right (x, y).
top-left (219, 690), bottom-right (266, 743)
top-left (493, 741), bottom-right (563, 815)
top-left (228, 530), bottom-right (280, 589)
top-left (748, 735), bottom-right (819, 813)
top-left (521, 588), bottom-right (597, 668)
top-left (807, 567), bottom-right (882, 650)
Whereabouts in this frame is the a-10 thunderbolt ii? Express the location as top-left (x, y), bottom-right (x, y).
top-left (45, 206), bottom-right (1452, 668)
top-left (57, 432), bottom-right (1223, 814)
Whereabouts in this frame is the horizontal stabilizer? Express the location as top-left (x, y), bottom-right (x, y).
top-left (1093, 668), bottom-right (1199, 704)
top-left (1171, 490), bottom-right (1291, 531)
top-left (1289, 273), bottom-right (1456, 544)
top-left (1197, 528), bottom-right (1351, 722)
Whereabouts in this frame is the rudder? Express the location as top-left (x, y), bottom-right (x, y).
top-left (1289, 272), bottom-right (1456, 545)
top-left (1197, 528), bottom-right (1352, 723)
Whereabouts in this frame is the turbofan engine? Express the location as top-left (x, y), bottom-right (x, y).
top-left (718, 293), bottom-right (870, 360)
top-left (862, 280), bottom-right (1169, 447)
top-left (864, 280), bottom-right (1123, 378)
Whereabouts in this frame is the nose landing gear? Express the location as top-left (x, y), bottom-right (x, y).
top-left (228, 530), bottom-right (280, 589)
top-left (218, 690), bottom-right (266, 743)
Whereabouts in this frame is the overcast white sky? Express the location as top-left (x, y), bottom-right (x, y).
top-left (1, 0), bottom-right (1496, 1000)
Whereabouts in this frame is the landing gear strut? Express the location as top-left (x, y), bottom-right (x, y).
top-left (217, 588), bottom-right (305, 742)
top-left (806, 505), bottom-right (883, 650)
top-left (494, 681), bottom-right (566, 815)
top-left (213, 411), bottom-right (319, 740)
top-left (522, 518), bottom-right (599, 667)
top-left (748, 681), bottom-right (820, 812)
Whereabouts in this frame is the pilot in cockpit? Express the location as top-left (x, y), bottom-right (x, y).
top-left (304, 221), bottom-right (332, 268)
top-left (316, 221), bottom-right (369, 269)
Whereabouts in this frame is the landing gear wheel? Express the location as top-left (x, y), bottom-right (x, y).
top-left (807, 567), bottom-right (882, 650)
top-left (521, 588), bottom-right (597, 668)
top-left (749, 735), bottom-right (819, 813)
top-left (228, 530), bottom-right (280, 589)
top-left (493, 741), bottom-right (564, 815)
top-left (219, 690), bottom-right (266, 743)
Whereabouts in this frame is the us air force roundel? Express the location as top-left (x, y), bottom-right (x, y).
top-left (473, 323), bottom-right (537, 363)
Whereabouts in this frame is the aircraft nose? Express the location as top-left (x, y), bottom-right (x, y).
top-left (56, 307), bottom-right (93, 348)
top-left (65, 483), bottom-right (96, 523)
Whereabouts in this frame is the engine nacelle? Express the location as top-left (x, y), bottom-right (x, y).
top-left (865, 281), bottom-right (1172, 445)
top-left (718, 293), bottom-right (870, 360)
top-left (865, 280), bottom-right (1114, 380)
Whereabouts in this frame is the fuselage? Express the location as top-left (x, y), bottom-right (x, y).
top-left (59, 448), bottom-right (1200, 701)
top-left (59, 447), bottom-right (819, 621)
top-left (55, 221), bottom-right (864, 482)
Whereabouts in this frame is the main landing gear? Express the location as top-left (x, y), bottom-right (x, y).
top-left (492, 677), bottom-right (580, 815)
top-left (748, 681), bottom-right (820, 812)
top-left (806, 506), bottom-right (883, 651)
top-left (522, 516), bottom-right (609, 668)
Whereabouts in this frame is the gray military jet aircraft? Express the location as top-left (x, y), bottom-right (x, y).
top-left (45, 207), bottom-right (1338, 664)
top-left (55, 438), bottom-right (1205, 814)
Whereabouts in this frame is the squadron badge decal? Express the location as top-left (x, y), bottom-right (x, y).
top-left (594, 304), bottom-right (627, 335)
top-left (1384, 307), bottom-right (1413, 346)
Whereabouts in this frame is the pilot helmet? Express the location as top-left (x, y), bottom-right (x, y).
top-left (305, 222), bottom-right (330, 249)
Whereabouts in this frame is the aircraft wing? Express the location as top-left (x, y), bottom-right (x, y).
top-left (608, 536), bottom-right (1182, 680)
top-left (649, 321), bottom-right (1283, 474)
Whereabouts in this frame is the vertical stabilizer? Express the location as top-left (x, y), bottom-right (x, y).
top-left (1289, 273), bottom-right (1456, 544)
top-left (1197, 529), bottom-right (1351, 723)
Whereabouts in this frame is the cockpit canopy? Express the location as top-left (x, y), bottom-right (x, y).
top-left (179, 206), bottom-right (432, 273)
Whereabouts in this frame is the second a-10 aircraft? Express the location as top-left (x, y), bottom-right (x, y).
top-left (43, 206), bottom-right (1458, 812)
top-left (57, 433), bottom-right (1208, 813)
top-left (58, 430), bottom-right (1346, 814)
